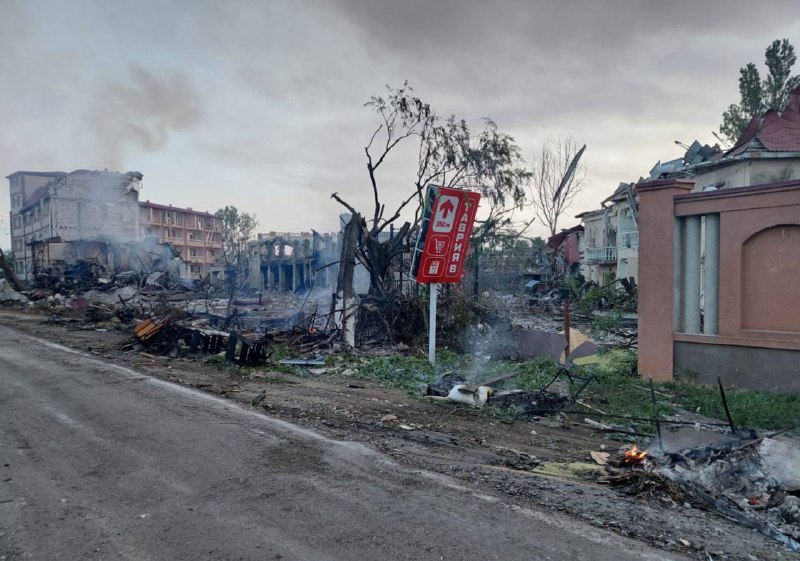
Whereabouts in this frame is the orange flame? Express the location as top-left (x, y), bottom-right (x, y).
top-left (308, 327), bottom-right (318, 334)
top-left (623, 445), bottom-right (648, 465)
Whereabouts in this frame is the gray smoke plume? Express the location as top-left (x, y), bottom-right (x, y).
top-left (89, 64), bottom-right (204, 169)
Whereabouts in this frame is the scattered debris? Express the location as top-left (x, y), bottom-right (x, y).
top-left (278, 358), bottom-right (326, 367)
top-left (490, 390), bottom-right (570, 416)
top-left (446, 384), bottom-right (495, 407)
top-left (425, 372), bottom-right (467, 397)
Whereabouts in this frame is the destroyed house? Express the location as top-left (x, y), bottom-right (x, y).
top-left (7, 170), bottom-right (142, 280)
top-left (656, 85), bottom-right (800, 190)
top-left (247, 231), bottom-right (340, 292)
top-left (545, 224), bottom-right (582, 279)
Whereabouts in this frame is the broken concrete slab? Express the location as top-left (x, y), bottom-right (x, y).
top-left (759, 437), bottom-right (800, 491)
top-left (0, 285), bottom-right (29, 303)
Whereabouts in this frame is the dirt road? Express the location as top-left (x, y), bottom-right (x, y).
top-left (0, 323), bottom-right (692, 560)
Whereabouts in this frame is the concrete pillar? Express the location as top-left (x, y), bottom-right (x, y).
top-left (635, 179), bottom-right (695, 381)
top-left (684, 215), bottom-right (702, 334)
top-left (673, 218), bottom-right (684, 332)
top-left (292, 263), bottom-right (299, 292)
top-left (703, 213), bottom-right (720, 335)
top-left (266, 265), bottom-right (274, 290)
top-left (278, 263), bottom-right (286, 291)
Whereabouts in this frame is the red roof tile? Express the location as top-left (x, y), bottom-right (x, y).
top-left (725, 86), bottom-right (800, 157)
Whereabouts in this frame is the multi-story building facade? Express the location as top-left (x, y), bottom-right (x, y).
top-left (138, 201), bottom-right (223, 276)
top-left (7, 169), bottom-right (142, 279)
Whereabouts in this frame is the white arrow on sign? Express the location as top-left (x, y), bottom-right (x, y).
top-left (431, 195), bottom-right (459, 233)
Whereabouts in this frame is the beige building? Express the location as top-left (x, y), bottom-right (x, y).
top-left (577, 183), bottom-right (639, 285)
top-left (139, 201), bottom-right (223, 277)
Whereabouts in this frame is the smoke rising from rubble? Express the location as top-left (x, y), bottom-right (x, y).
top-left (88, 65), bottom-right (204, 170)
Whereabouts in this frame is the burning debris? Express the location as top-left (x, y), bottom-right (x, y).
top-left (622, 444), bottom-right (649, 466)
top-left (601, 432), bottom-right (800, 552)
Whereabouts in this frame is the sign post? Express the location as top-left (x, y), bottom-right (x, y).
top-left (411, 186), bottom-right (481, 365)
top-left (429, 283), bottom-right (437, 364)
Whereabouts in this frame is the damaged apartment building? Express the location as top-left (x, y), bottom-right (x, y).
top-left (7, 169), bottom-right (223, 282)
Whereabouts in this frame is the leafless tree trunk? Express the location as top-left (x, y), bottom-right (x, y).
top-left (530, 137), bottom-right (587, 237)
top-left (334, 214), bottom-right (360, 347)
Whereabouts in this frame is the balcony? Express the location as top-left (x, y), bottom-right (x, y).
top-left (585, 247), bottom-right (617, 264)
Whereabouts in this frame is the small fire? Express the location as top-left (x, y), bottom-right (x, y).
top-left (623, 444), bottom-right (648, 465)
top-left (308, 327), bottom-right (318, 335)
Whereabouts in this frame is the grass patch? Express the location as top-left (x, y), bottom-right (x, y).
top-left (572, 349), bottom-right (800, 431)
top-left (281, 345), bottom-right (800, 432)
top-left (352, 355), bottom-right (435, 391)
top-left (663, 381), bottom-right (800, 431)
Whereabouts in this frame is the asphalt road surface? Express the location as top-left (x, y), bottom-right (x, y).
top-left (0, 324), bottom-right (688, 560)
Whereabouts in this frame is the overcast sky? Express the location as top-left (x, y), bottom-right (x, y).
top-left (2, 0), bottom-right (800, 244)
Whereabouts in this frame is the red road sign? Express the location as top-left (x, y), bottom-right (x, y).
top-left (412, 186), bottom-right (481, 283)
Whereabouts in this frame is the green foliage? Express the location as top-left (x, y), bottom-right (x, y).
top-left (591, 311), bottom-right (623, 334)
top-left (577, 286), bottom-right (604, 313)
top-left (560, 275), bottom-right (582, 300)
top-left (215, 205), bottom-right (258, 263)
top-left (720, 39), bottom-right (800, 143)
top-left (204, 353), bottom-right (227, 367)
top-left (507, 357), bottom-right (562, 391)
top-left (604, 348), bottom-right (637, 377)
top-left (353, 355), bottom-right (436, 391)
top-left (267, 344), bottom-right (300, 362)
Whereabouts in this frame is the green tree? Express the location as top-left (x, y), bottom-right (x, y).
top-left (720, 39), bottom-right (800, 144)
top-left (215, 206), bottom-right (258, 265)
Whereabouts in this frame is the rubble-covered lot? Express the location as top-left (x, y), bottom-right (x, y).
top-left (2, 309), bottom-right (799, 560)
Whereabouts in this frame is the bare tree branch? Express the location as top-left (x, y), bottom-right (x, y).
top-left (331, 192), bottom-right (358, 217)
top-left (529, 136), bottom-right (587, 237)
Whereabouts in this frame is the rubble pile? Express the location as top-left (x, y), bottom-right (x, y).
top-left (0, 246), bottom-right (341, 364)
top-left (604, 433), bottom-right (800, 552)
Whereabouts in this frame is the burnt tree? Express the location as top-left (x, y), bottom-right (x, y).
top-left (332, 82), bottom-right (530, 298)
